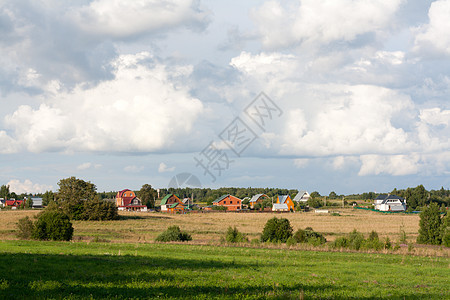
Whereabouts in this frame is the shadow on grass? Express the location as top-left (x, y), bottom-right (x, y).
top-left (0, 252), bottom-right (444, 299)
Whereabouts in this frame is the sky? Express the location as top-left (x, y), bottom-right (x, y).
top-left (1, 0), bottom-right (450, 196)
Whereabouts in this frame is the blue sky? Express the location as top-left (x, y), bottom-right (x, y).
top-left (1, 0), bottom-right (449, 195)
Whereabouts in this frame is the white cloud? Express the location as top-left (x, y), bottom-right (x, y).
top-left (7, 179), bottom-right (52, 194)
top-left (70, 0), bottom-right (210, 38)
top-left (3, 52), bottom-right (204, 153)
top-left (251, 0), bottom-right (404, 49)
top-left (124, 165), bottom-right (144, 173)
top-left (77, 162), bottom-right (102, 170)
top-left (414, 0), bottom-right (450, 56)
top-left (358, 154), bottom-right (420, 176)
top-left (158, 162), bottom-right (176, 173)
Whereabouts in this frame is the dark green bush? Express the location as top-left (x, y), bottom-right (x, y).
top-left (442, 213), bottom-right (449, 247)
top-left (417, 203), bottom-right (442, 245)
top-left (17, 216), bottom-right (34, 239)
top-left (261, 217), bottom-right (293, 243)
top-left (32, 211), bottom-right (73, 241)
top-left (211, 205), bottom-right (228, 211)
top-left (155, 226), bottom-right (192, 242)
top-left (293, 227), bottom-right (326, 245)
top-left (347, 229), bottom-right (365, 250)
top-left (225, 226), bottom-right (248, 243)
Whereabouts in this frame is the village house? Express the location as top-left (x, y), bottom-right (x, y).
top-left (293, 190), bottom-right (310, 202)
top-left (249, 194), bottom-right (270, 209)
top-left (273, 195), bottom-right (294, 212)
top-left (213, 194), bottom-right (242, 211)
top-left (115, 189), bottom-right (147, 211)
top-left (167, 202), bottom-right (187, 214)
top-left (374, 194), bottom-right (406, 212)
top-left (4, 199), bottom-right (24, 209)
top-left (160, 194), bottom-right (183, 212)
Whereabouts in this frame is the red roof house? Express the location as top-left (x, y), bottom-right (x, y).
top-left (115, 189), bottom-right (147, 211)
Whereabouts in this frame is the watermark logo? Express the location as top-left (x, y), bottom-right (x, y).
top-left (193, 92), bottom-right (283, 183)
top-left (168, 172), bottom-right (202, 189)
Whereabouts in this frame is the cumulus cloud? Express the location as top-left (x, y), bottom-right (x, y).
top-left (7, 179), bottom-right (52, 194)
top-left (358, 154), bottom-right (420, 176)
top-left (251, 0), bottom-right (404, 49)
top-left (414, 0), bottom-right (450, 56)
top-left (77, 163), bottom-right (102, 170)
top-left (71, 0), bottom-right (210, 38)
top-left (158, 162), bottom-right (176, 173)
top-left (3, 52), bottom-right (204, 153)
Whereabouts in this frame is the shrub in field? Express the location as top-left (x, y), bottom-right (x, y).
top-left (346, 229), bottom-right (365, 250)
top-left (417, 203), bottom-right (442, 245)
top-left (225, 226), bottom-right (248, 243)
top-left (32, 211), bottom-right (73, 241)
top-left (293, 227), bottom-right (326, 245)
top-left (17, 216), bottom-right (34, 239)
top-left (361, 231), bottom-right (383, 250)
top-left (261, 217), bottom-right (293, 243)
top-left (331, 236), bottom-right (349, 249)
top-left (286, 237), bottom-right (297, 246)
top-left (384, 237), bottom-right (392, 250)
top-left (155, 226), bottom-right (192, 242)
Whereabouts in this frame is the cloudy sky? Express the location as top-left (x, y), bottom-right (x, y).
top-left (1, 0), bottom-right (450, 195)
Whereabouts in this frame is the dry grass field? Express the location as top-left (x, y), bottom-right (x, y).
top-left (0, 208), bottom-right (419, 241)
top-left (0, 208), bottom-right (448, 256)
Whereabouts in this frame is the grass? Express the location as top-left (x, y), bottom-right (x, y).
top-left (0, 209), bottom-right (422, 243)
top-left (0, 240), bottom-right (448, 299)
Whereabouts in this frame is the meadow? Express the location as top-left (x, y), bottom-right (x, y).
top-left (0, 208), bottom-right (422, 244)
top-left (0, 240), bottom-right (449, 299)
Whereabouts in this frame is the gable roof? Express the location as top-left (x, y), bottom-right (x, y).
top-left (381, 194), bottom-right (405, 204)
top-left (277, 195), bottom-right (290, 204)
top-left (375, 194), bottom-right (388, 200)
top-left (293, 191), bottom-right (309, 202)
top-left (213, 194), bottom-right (230, 203)
top-left (249, 194), bottom-right (268, 203)
top-left (160, 194), bottom-right (180, 206)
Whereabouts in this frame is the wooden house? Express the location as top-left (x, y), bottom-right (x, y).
top-left (213, 194), bottom-right (242, 211)
top-left (160, 194), bottom-right (182, 212)
top-left (275, 195), bottom-right (294, 211)
top-left (249, 194), bottom-right (269, 209)
top-left (167, 202), bottom-right (186, 213)
top-left (115, 189), bottom-right (147, 211)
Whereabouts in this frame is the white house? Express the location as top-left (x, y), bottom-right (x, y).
top-left (293, 191), bottom-right (310, 202)
top-left (272, 203), bottom-right (289, 211)
top-left (374, 194), bottom-right (406, 212)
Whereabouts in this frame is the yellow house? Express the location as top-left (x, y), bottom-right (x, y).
top-left (276, 195), bottom-right (294, 211)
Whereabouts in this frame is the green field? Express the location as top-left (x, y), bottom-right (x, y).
top-left (0, 240), bottom-right (448, 299)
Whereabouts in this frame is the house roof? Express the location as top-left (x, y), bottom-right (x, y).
top-left (117, 189), bottom-right (133, 198)
top-left (169, 202), bottom-right (184, 209)
top-left (160, 194), bottom-right (180, 206)
top-left (249, 194), bottom-right (268, 203)
top-left (213, 194), bottom-right (230, 203)
top-left (381, 194), bottom-right (405, 204)
top-left (277, 195), bottom-right (290, 204)
top-left (293, 191), bottom-right (309, 202)
top-left (273, 203), bottom-right (289, 210)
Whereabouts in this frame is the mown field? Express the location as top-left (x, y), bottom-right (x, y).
top-left (0, 240), bottom-right (448, 299)
top-left (0, 208), bottom-right (422, 243)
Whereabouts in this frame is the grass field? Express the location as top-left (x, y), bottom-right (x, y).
top-left (0, 208), bottom-right (422, 244)
top-left (0, 240), bottom-right (448, 299)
